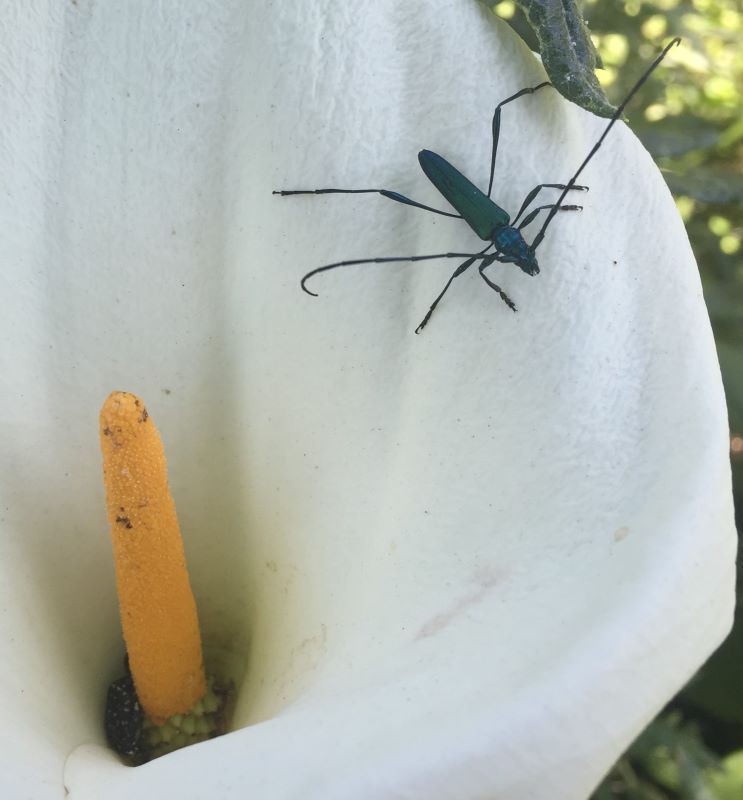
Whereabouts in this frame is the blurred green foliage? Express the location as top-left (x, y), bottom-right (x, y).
top-left (489, 1), bottom-right (743, 798)
top-left (589, 3), bottom-right (743, 796)
top-left (593, 713), bottom-right (722, 800)
top-left (586, 0), bottom-right (743, 458)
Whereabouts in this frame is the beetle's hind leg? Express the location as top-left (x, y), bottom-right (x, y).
top-left (273, 187), bottom-right (461, 220)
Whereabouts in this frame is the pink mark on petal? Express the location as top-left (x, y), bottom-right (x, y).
top-left (416, 567), bottom-right (505, 640)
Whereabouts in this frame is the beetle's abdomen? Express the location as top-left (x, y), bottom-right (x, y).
top-left (418, 150), bottom-right (510, 240)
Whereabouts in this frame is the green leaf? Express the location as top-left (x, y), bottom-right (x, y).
top-left (485, 0), bottom-right (616, 117)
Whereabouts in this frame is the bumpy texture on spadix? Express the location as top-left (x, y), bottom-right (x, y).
top-left (100, 391), bottom-right (206, 723)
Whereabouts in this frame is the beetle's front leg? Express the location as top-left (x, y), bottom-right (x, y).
top-left (512, 184), bottom-right (588, 226)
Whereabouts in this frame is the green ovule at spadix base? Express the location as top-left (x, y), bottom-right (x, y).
top-left (274, 38), bottom-right (680, 334)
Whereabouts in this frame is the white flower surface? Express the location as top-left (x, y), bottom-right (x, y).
top-left (0, 2), bottom-right (735, 799)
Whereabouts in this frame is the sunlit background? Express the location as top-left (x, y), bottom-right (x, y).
top-left (492, 1), bottom-right (743, 797)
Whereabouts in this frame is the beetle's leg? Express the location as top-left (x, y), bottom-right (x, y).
top-left (273, 188), bottom-right (461, 220)
top-left (518, 203), bottom-right (582, 230)
top-left (415, 256), bottom-right (480, 334)
top-left (512, 184), bottom-right (589, 226)
top-left (478, 258), bottom-right (518, 312)
top-left (488, 82), bottom-right (552, 197)
top-left (414, 244), bottom-right (495, 333)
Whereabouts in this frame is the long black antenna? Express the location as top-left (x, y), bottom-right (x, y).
top-left (529, 37), bottom-right (681, 253)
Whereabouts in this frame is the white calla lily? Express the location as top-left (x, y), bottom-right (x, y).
top-left (0, 2), bottom-right (735, 799)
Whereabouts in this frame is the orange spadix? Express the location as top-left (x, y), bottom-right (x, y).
top-left (100, 391), bottom-right (206, 723)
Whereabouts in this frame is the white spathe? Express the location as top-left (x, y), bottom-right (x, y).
top-left (0, 2), bottom-right (735, 799)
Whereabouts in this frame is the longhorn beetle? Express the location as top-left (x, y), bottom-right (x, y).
top-left (275, 38), bottom-right (680, 334)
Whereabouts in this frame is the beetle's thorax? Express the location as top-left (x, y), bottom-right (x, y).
top-left (492, 226), bottom-right (540, 276)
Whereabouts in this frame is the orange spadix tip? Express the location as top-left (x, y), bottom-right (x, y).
top-left (100, 391), bottom-right (206, 723)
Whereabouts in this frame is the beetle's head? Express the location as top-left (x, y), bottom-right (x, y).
top-left (493, 227), bottom-right (540, 276)
top-left (517, 248), bottom-right (540, 277)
